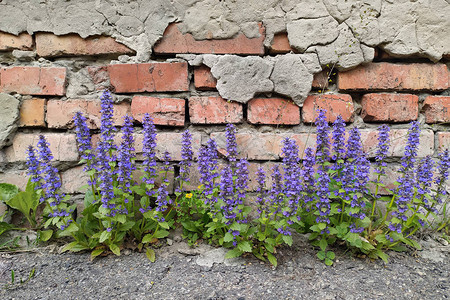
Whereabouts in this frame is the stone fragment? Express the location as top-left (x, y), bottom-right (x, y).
top-left (287, 16), bottom-right (339, 52)
top-left (210, 55), bottom-right (274, 103)
top-left (309, 23), bottom-right (365, 70)
top-left (0, 93), bottom-right (20, 148)
top-left (270, 54), bottom-right (313, 106)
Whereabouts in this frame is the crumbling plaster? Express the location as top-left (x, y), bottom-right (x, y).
top-left (0, 0), bottom-right (449, 105)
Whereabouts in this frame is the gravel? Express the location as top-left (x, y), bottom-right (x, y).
top-left (0, 233), bottom-right (448, 300)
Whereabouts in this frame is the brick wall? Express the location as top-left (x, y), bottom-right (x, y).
top-left (0, 28), bottom-right (449, 195)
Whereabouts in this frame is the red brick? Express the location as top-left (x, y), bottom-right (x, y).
top-left (194, 65), bottom-right (217, 90)
top-left (361, 93), bottom-right (418, 122)
top-left (189, 96), bottom-right (243, 124)
top-left (19, 98), bottom-right (46, 127)
top-left (0, 171), bottom-right (29, 191)
top-left (210, 132), bottom-right (316, 160)
top-left (60, 165), bottom-right (90, 194)
top-left (5, 133), bottom-right (78, 162)
top-left (0, 66), bottom-right (66, 95)
top-left (247, 98), bottom-right (300, 125)
top-left (87, 66), bottom-right (109, 85)
top-left (0, 32), bottom-right (32, 51)
top-left (270, 32), bottom-right (292, 54)
top-left (338, 63), bottom-right (448, 91)
top-left (302, 94), bottom-right (354, 123)
top-left (46, 99), bottom-right (130, 129)
top-left (437, 132), bottom-right (450, 151)
top-left (108, 62), bottom-right (189, 93)
top-left (422, 96), bottom-right (450, 124)
top-left (36, 33), bottom-right (134, 57)
top-left (154, 23), bottom-right (265, 55)
top-left (131, 96), bottom-right (185, 126)
top-left (360, 129), bottom-right (434, 158)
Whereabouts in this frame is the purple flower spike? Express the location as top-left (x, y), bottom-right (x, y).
top-left (225, 124), bottom-right (238, 164)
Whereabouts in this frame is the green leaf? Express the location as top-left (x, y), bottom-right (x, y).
top-left (317, 250), bottom-right (326, 260)
top-left (266, 252), bottom-right (277, 267)
top-left (61, 241), bottom-right (89, 253)
top-left (90, 249), bottom-right (104, 260)
top-left (99, 230), bottom-right (111, 243)
top-left (282, 235), bottom-right (293, 246)
top-left (225, 248), bottom-right (243, 259)
top-left (109, 243), bottom-right (120, 256)
top-left (319, 238), bottom-right (328, 251)
top-left (376, 250), bottom-right (389, 263)
top-left (154, 230), bottom-right (169, 239)
top-left (375, 234), bottom-right (388, 243)
top-left (326, 251), bottom-right (335, 260)
top-left (318, 223), bottom-right (326, 230)
top-left (146, 248), bottom-right (156, 262)
top-left (237, 241), bottom-right (252, 253)
top-left (5, 180), bottom-right (39, 226)
top-left (224, 232), bottom-right (234, 242)
top-left (324, 258), bottom-right (333, 266)
top-left (181, 221), bottom-right (199, 233)
top-left (38, 230), bottom-right (53, 242)
top-left (158, 222), bottom-right (170, 229)
top-left (0, 183), bottom-right (19, 202)
top-left (142, 234), bottom-right (154, 244)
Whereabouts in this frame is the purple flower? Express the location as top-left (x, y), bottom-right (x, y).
top-left (433, 149), bottom-right (449, 205)
top-left (301, 147), bottom-right (316, 208)
top-left (225, 124), bottom-right (238, 164)
top-left (198, 139), bottom-right (219, 206)
top-left (142, 114), bottom-right (157, 197)
top-left (315, 110), bottom-right (330, 165)
top-left (26, 146), bottom-right (41, 185)
top-left (374, 124), bottom-right (390, 178)
top-left (270, 165), bottom-right (283, 214)
top-left (331, 115), bottom-right (346, 161)
top-left (116, 115), bottom-right (135, 197)
top-left (390, 121), bottom-right (421, 232)
top-left (281, 137), bottom-right (301, 225)
top-left (177, 130), bottom-right (193, 189)
top-left (255, 167), bottom-right (266, 214)
top-left (415, 156), bottom-right (434, 210)
top-left (315, 166), bottom-right (331, 227)
top-left (219, 165), bottom-right (235, 223)
top-left (37, 135), bottom-right (64, 206)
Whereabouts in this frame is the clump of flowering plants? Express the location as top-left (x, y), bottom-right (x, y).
top-left (25, 90), bottom-right (449, 266)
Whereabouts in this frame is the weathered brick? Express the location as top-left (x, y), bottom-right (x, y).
top-left (437, 132), bottom-right (450, 151)
top-left (302, 94), bottom-right (354, 123)
top-left (269, 32), bottom-right (292, 54)
top-left (131, 96), bottom-right (185, 126)
top-left (108, 62), bottom-right (189, 93)
top-left (0, 32), bottom-right (32, 51)
top-left (361, 93), bottom-right (418, 122)
top-left (92, 132), bottom-right (202, 161)
top-left (422, 96), bottom-right (450, 124)
top-left (46, 99), bottom-right (130, 129)
top-left (154, 23), bottom-right (265, 55)
top-left (247, 98), bottom-right (300, 125)
top-left (368, 164), bottom-right (401, 195)
top-left (0, 66), bottom-right (66, 95)
top-left (5, 133), bottom-right (78, 162)
top-left (338, 63), bottom-right (448, 91)
top-left (19, 98), bottom-right (46, 127)
top-left (36, 33), bottom-right (134, 57)
top-left (194, 65), bottom-right (217, 90)
top-left (0, 171), bottom-right (29, 191)
top-left (360, 129), bottom-right (434, 158)
top-left (189, 96), bottom-right (243, 124)
top-left (210, 132), bottom-right (316, 160)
